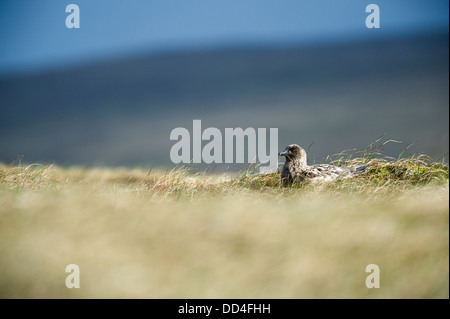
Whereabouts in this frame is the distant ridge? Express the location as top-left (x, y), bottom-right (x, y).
top-left (0, 32), bottom-right (448, 167)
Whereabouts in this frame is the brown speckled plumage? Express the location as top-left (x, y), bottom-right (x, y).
top-left (279, 144), bottom-right (368, 185)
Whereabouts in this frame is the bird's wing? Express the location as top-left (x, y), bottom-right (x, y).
top-left (307, 164), bottom-right (352, 181)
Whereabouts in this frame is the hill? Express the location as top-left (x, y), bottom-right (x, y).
top-left (0, 32), bottom-right (448, 168)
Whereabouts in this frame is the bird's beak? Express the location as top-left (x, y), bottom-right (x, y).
top-left (278, 150), bottom-right (287, 156)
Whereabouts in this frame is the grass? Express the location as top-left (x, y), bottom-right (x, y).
top-left (0, 151), bottom-right (448, 298)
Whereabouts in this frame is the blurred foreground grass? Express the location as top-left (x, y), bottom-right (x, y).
top-left (0, 158), bottom-right (448, 298)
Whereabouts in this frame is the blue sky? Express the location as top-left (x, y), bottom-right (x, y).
top-left (0, 0), bottom-right (448, 74)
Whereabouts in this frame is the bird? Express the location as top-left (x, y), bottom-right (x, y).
top-left (278, 144), bottom-right (368, 185)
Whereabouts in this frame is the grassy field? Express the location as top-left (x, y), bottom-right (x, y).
top-left (0, 155), bottom-right (448, 298)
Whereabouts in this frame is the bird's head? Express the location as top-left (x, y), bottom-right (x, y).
top-left (279, 144), bottom-right (307, 165)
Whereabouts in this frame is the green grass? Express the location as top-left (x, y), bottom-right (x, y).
top-left (0, 153), bottom-right (448, 298)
